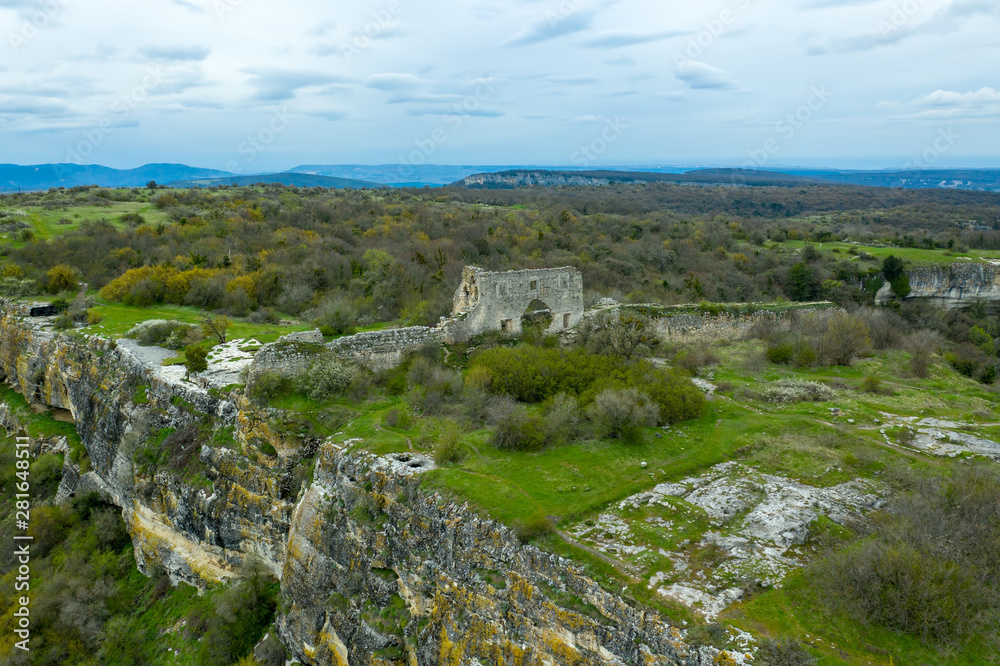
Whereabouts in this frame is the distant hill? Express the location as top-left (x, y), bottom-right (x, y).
top-left (0, 163), bottom-right (235, 193)
top-left (290, 164), bottom-right (538, 187)
top-left (455, 169), bottom-right (830, 189)
top-left (168, 173), bottom-right (380, 189)
top-left (454, 168), bottom-right (1000, 191)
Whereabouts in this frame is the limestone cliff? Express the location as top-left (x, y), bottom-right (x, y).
top-left (876, 262), bottom-right (1000, 308)
top-left (0, 308), bottom-right (723, 664)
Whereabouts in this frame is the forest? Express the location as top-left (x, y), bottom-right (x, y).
top-left (3, 180), bottom-right (1000, 665)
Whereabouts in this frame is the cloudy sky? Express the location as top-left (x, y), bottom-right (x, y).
top-left (1, 0), bottom-right (998, 171)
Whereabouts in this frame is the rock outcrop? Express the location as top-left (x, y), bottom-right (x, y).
top-left (876, 262), bottom-right (1000, 308)
top-left (0, 308), bottom-right (729, 664)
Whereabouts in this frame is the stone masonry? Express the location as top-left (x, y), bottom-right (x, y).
top-left (445, 265), bottom-right (584, 341)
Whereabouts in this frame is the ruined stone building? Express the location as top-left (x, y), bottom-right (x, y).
top-left (446, 266), bottom-right (584, 340)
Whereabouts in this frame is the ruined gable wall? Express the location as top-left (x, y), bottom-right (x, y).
top-left (449, 266), bottom-right (584, 340)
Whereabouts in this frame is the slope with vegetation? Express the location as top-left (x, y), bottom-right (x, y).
top-left (1, 181), bottom-right (1000, 664)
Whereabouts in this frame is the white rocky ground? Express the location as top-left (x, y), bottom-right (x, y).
top-left (116, 337), bottom-right (261, 390)
top-left (878, 412), bottom-right (1000, 461)
top-left (569, 462), bottom-right (884, 620)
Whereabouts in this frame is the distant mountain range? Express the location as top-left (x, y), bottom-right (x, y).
top-left (169, 173), bottom-right (379, 189)
top-left (1, 162), bottom-right (998, 193)
top-left (456, 168), bottom-right (1000, 191)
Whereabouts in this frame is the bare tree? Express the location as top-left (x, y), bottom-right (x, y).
top-left (200, 314), bottom-right (232, 344)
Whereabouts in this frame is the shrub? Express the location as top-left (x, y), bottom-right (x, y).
top-left (312, 292), bottom-right (357, 335)
top-left (383, 406), bottom-right (412, 429)
top-left (488, 398), bottom-right (548, 451)
top-left (184, 345), bottom-right (209, 377)
top-left (587, 388), bottom-right (657, 443)
top-left (906, 330), bottom-right (939, 378)
top-left (577, 310), bottom-right (659, 358)
top-left (53, 313), bottom-right (74, 330)
top-left (86, 310), bottom-right (103, 326)
top-left (818, 312), bottom-right (870, 366)
top-left (434, 429), bottom-right (465, 464)
top-left (543, 393), bottom-right (580, 445)
top-left (860, 374), bottom-right (883, 394)
top-left (513, 515), bottom-right (554, 543)
top-left (755, 638), bottom-right (817, 665)
top-left (248, 371), bottom-right (295, 403)
top-left (128, 319), bottom-right (182, 346)
top-left (296, 357), bottom-right (356, 401)
top-left (759, 379), bottom-right (835, 404)
top-left (46, 263), bottom-right (78, 294)
top-left (766, 343), bottom-right (794, 365)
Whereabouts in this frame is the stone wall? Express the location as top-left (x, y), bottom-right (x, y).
top-left (446, 265), bottom-right (584, 341)
top-left (876, 262), bottom-right (1000, 309)
top-left (247, 326), bottom-right (444, 386)
top-left (645, 304), bottom-right (839, 344)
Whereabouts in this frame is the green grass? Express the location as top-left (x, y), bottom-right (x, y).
top-left (729, 569), bottom-right (995, 665)
top-left (2, 201), bottom-right (172, 248)
top-left (773, 239), bottom-right (1000, 266)
top-left (80, 298), bottom-right (312, 343)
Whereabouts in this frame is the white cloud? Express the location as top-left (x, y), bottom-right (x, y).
top-left (675, 61), bottom-right (737, 91)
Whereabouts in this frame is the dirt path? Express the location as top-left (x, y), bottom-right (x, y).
top-left (554, 529), bottom-right (642, 582)
top-left (375, 423), bottom-right (413, 451)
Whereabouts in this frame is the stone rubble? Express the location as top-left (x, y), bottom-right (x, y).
top-left (571, 462), bottom-right (884, 620)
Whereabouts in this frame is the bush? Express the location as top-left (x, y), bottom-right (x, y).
top-left (587, 388), bottom-right (657, 443)
top-left (860, 374), bottom-right (883, 394)
top-left (383, 406), bottom-right (412, 429)
top-left (906, 330), bottom-right (939, 378)
top-left (46, 263), bottom-right (78, 294)
top-left (513, 515), bottom-right (554, 543)
top-left (248, 371), bottom-right (295, 404)
top-left (814, 465), bottom-right (1000, 650)
top-left (184, 345), bottom-right (209, 377)
top-left (577, 310), bottom-right (659, 358)
top-left (128, 319), bottom-right (182, 346)
top-left (759, 379), bottom-right (835, 404)
top-left (296, 357), bottom-right (356, 401)
top-left (433, 429), bottom-right (464, 464)
top-left (543, 393), bottom-right (580, 445)
top-left (818, 312), bottom-right (870, 366)
top-left (312, 292), bottom-right (357, 335)
top-left (488, 398), bottom-right (548, 451)
top-left (766, 343), bottom-right (794, 365)
top-left (755, 638), bottom-right (817, 665)
top-left (53, 313), bottom-right (74, 330)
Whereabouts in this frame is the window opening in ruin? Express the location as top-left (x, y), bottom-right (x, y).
top-left (563, 313), bottom-right (571, 328)
top-left (529, 279), bottom-right (538, 292)
top-left (501, 319), bottom-right (513, 333)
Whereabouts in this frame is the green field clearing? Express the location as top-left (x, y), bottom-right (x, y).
top-left (1, 201), bottom-right (172, 247)
top-left (773, 239), bottom-right (1000, 266)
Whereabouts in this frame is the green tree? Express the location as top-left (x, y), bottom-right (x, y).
top-left (787, 262), bottom-right (820, 302)
top-left (883, 255), bottom-right (911, 298)
top-left (184, 345), bottom-right (209, 378)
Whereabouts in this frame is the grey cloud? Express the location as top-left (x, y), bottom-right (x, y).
top-left (581, 29), bottom-right (685, 49)
top-left (810, 0), bottom-right (1000, 54)
top-left (139, 46), bottom-right (211, 62)
top-left (504, 7), bottom-right (598, 47)
top-left (243, 69), bottom-right (347, 101)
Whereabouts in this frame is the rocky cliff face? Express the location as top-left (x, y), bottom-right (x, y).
top-left (876, 262), bottom-right (1000, 308)
top-left (0, 310), bottom-right (724, 664)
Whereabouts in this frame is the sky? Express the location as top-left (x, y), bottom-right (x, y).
top-left (1, 0), bottom-right (998, 172)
